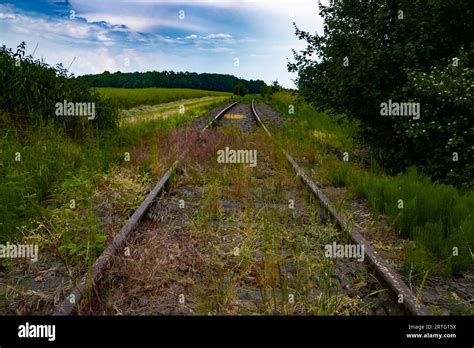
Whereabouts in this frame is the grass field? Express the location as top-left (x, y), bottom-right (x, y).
top-left (121, 96), bottom-right (232, 124)
top-left (97, 87), bottom-right (231, 109)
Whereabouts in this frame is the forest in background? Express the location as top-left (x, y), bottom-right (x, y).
top-left (77, 70), bottom-right (267, 94)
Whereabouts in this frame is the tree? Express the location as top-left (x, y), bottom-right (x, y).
top-left (271, 80), bottom-right (282, 93)
top-left (233, 83), bottom-right (248, 96)
top-left (289, 0), bottom-right (473, 187)
top-left (260, 85), bottom-right (272, 98)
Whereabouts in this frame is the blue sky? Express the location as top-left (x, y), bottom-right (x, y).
top-left (0, 0), bottom-right (324, 87)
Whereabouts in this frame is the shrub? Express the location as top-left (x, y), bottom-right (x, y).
top-left (397, 59), bottom-right (473, 188)
top-left (289, 0), bottom-right (474, 188)
top-left (0, 42), bottom-right (118, 133)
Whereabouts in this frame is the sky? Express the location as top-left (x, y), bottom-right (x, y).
top-left (0, 0), bottom-right (325, 88)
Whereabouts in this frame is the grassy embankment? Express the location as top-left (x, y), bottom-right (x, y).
top-left (0, 87), bottom-right (231, 270)
top-left (266, 91), bottom-right (473, 278)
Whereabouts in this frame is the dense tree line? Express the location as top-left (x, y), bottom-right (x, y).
top-left (289, 0), bottom-right (473, 188)
top-left (77, 70), bottom-right (267, 94)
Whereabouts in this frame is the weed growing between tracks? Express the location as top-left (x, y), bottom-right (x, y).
top-left (0, 99), bottom-right (229, 314)
top-left (262, 92), bottom-right (473, 314)
top-left (91, 125), bottom-right (380, 315)
top-left (265, 91), bottom-right (473, 279)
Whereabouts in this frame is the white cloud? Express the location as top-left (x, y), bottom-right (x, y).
top-left (205, 33), bottom-right (232, 39)
top-left (125, 0), bottom-right (322, 32)
top-left (0, 4), bottom-right (114, 43)
top-left (73, 47), bottom-right (120, 73)
top-left (180, 33), bottom-right (233, 40)
top-left (0, 1), bottom-right (323, 88)
top-left (184, 34), bottom-right (198, 39)
top-left (80, 13), bottom-right (206, 32)
top-left (0, 12), bottom-right (16, 20)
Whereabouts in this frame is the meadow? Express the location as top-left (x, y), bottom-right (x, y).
top-left (97, 87), bottom-right (231, 109)
top-left (121, 96), bottom-right (231, 124)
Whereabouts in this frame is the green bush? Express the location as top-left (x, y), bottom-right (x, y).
top-left (397, 60), bottom-right (473, 188)
top-left (289, 0), bottom-right (473, 188)
top-left (0, 42), bottom-right (118, 133)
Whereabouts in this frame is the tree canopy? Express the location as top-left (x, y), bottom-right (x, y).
top-left (289, 0), bottom-right (473, 188)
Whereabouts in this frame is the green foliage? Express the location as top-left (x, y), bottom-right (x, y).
top-left (0, 43), bottom-right (119, 132)
top-left (330, 164), bottom-right (474, 276)
top-left (78, 70), bottom-right (266, 93)
top-left (289, 0), bottom-right (473, 187)
top-left (269, 91), bottom-right (473, 276)
top-left (53, 175), bottom-right (107, 267)
top-left (269, 91), bottom-right (359, 151)
top-left (97, 87), bottom-right (230, 109)
top-left (402, 244), bottom-right (437, 280)
top-left (271, 80), bottom-right (283, 93)
top-left (0, 124), bottom-right (90, 242)
top-left (260, 81), bottom-right (283, 98)
top-left (260, 85), bottom-right (273, 98)
top-left (0, 95), bottom-right (228, 244)
top-left (399, 60), bottom-right (473, 188)
top-left (233, 83), bottom-right (248, 97)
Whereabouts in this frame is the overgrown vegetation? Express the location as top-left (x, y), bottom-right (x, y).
top-left (233, 83), bottom-right (248, 97)
top-left (0, 43), bottom-right (230, 266)
top-left (289, 0), bottom-right (473, 188)
top-left (260, 81), bottom-right (284, 98)
top-left (0, 42), bottom-right (118, 132)
top-left (268, 91), bottom-right (473, 277)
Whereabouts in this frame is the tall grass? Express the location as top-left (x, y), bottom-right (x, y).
top-left (0, 99), bottom-right (228, 244)
top-left (328, 163), bottom-right (474, 276)
top-left (268, 91), bottom-right (473, 276)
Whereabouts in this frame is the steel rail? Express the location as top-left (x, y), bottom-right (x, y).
top-left (250, 99), bottom-right (429, 316)
top-left (54, 101), bottom-right (240, 315)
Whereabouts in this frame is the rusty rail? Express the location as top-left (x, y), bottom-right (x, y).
top-left (55, 101), bottom-right (240, 315)
top-left (251, 99), bottom-right (429, 316)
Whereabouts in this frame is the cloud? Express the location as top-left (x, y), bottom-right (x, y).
top-left (180, 33), bottom-right (233, 40)
top-left (126, 0), bottom-right (322, 32)
top-left (0, 4), bottom-right (115, 43)
top-left (0, 3), bottom-right (186, 47)
top-left (0, 12), bottom-right (16, 20)
top-left (205, 33), bottom-right (232, 39)
top-left (80, 12), bottom-right (207, 32)
top-left (0, 0), bottom-right (324, 87)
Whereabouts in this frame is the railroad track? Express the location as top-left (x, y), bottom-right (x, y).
top-left (55, 100), bottom-right (428, 316)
